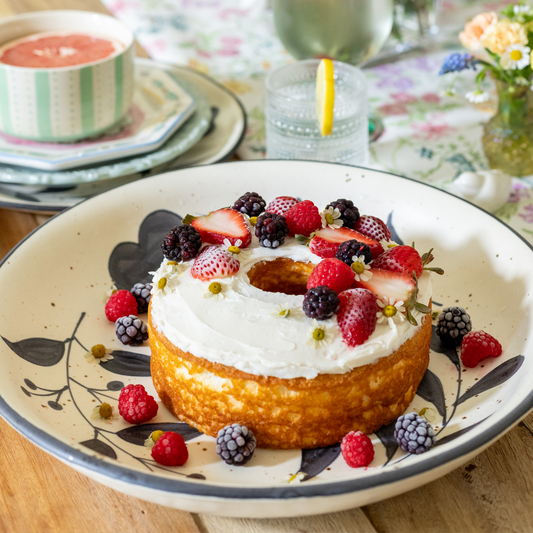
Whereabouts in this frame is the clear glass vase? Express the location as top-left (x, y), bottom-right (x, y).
top-left (482, 80), bottom-right (533, 177)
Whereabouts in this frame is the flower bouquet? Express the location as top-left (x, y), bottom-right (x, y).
top-left (440, 2), bottom-right (533, 176)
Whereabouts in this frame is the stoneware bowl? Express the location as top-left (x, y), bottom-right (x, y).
top-left (0, 10), bottom-right (134, 141)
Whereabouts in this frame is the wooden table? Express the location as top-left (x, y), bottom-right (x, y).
top-left (1, 1), bottom-right (533, 532)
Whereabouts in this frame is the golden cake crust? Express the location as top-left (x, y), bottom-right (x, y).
top-left (149, 310), bottom-right (432, 449)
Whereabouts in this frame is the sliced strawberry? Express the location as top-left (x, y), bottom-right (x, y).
top-left (355, 215), bottom-right (391, 242)
top-left (356, 268), bottom-right (416, 304)
top-left (371, 245), bottom-right (423, 277)
top-left (336, 289), bottom-right (378, 347)
top-left (265, 196), bottom-right (300, 216)
top-left (307, 258), bottom-right (355, 294)
top-left (188, 208), bottom-right (251, 248)
top-left (309, 226), bottom-right (383, 259)
top-left (191, 246), bottom-right (240, 281)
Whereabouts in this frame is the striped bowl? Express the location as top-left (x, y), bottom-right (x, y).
top-left (0, 11), bottom-right (134, 142)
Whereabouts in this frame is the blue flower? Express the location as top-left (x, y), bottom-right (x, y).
top-left (439, 53), bottom-right (479, 75)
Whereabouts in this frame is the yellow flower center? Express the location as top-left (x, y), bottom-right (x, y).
top-left (228, 245), bottom-right (241, 254)
top-left (510, 49), bottom-right (523, 61)
top-left (313, 328), bottom-right (325, 341)
top-left (249, 216), bottom-right (258, 226)
top-left (386, 242), bottom-right (398, 249)
top-left (325, 213), bottom-right (334, 224)
top-left (383, 305), bottom-right (397, 318)
top-left (91, 344), bottom-right (106, 358)
top-left (158, 277), bottom-right (167, 290)
top-left (151, 430), bottom-right (164, 443)
top-left (279, 308), bottom-right (290, 317)
top-left (99, 403), bottom-right (113, 419)
top-left (167, 261), bottom-right (178, 265)
top-left (209, 282), bottom-right (222, 294)
top-left (351, 261), bottom-right (365, 274)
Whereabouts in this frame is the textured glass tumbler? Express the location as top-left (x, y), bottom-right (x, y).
top-left (265, 60), bottom-right (368, 165)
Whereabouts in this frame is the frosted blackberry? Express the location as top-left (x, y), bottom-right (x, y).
top-left (161, 225), bottom-right (202, 262)
top-left (336, 240), bottom-right (372, 266)
top-left (232, 192), bottom-right (266, 218)
top-left (115, 315), bottom-right (148, 346)
top-left (394, 412), bottom-right (436, 454)
top-left (303, 286), bottom-right (340, 320)
top-left (436, 306), bottom-right (472, 346)
top-left (254, 212), bottom-right (289, 248)
top-left (130, 283), bottom-right (151, 314)
top-left (216, 423), bottom-right (256, 466)
top-left (325, 199), bottom-right (360, 228)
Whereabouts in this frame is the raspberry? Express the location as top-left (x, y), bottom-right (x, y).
top-left (302, 285), bottom-right (340, 320)
top-left (394, 412), bottom-right (435, 454)
top-left (307, 258), bottom-right (354, 294)
top-left (151, 431), bottom-right (189, 466)
top-left (354, 215), bottom-right (391, 242)
top-left (335, 240), bottom-right (372, 267)
top-left (130, 282), bottom-right (152, 314)
top-left (341, 431), bottom-right (374, 468)
top-left (284, 200), bottom-right (322, 237)
top-left (232, 192), bottom-right (266, 218)
top-left (216, 423), bottom-right (256, 466)
top-left (161, 225), bottom-right (202, 262)
top-left (254, 212), bottom-right (289, 248)
top-left (105, 290), bottom-right (138, 322)
top-left (436, 306), bottom-right (472, 346)
top-left (461, 330), bottom-right (502, 368)
top-left (265, 196), bottom-right (300, 216)
top-left (118, 384), bottom-right (158, 424)
top-left (115, 315), bottom-right (148, 346)
top-left (325, 199), bottom-right (360, 229)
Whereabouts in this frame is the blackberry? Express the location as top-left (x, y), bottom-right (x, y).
top-left (161, 225), bottom-right (202, 262)
top-left (394, 412), bottom-right (436, 454)
top-left (325, 199), bottom-right (360, 228)
top-left (216, 423), bottom-right (256, 466)
top-left (336, 240), bottom-right (372, 266)
top-left (303, 286), bottom-right (340, 320)
top-left (130, 283), bottom-right (151, 314)
top-left (115, 315), bottom-right (148, 346)
top-left (436, 306), bottom-right (472, 346)
top-left (232, 192), bottom-right (266, 218)
top-left (254, 212), bottom-right (289, 248)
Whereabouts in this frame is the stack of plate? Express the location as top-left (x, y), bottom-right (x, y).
top-left (0, 58), bottom-right (246, 213)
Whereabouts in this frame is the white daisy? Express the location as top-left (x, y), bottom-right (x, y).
top-left (419, 407), bottom-right (437, 423)
top-left (144, 430), bottom-right (164, 449)
top-left (350, 256), bottom-right (372, 282)
top-left (84, 344), bottom-right (113, 364)
top-left (151, 268), bottom-right (180, 297)
top-left (500, 44), bottom-right (531, 70)
top-left (91, 403), bottom-right (115, 424)
top-left (376, 297), bottom-right (406, 328)
top-left (379, 239), bottom-right (399, 251)
top-left (203, 281), bottom-right (226, 302)
top-left (223, 238), bottom-right (250, 260)
top-left (284, 472), bottom-right (306, 483)
top-left (271, 303), bottom-right (294, 318)
top-left (103, 283), bottom-right (117, 303)
top-left (465, 90), bottom-right (489, 103)
top-left (306, 319), bottom-right (333, 349)
top-left (320, 207), bottom-right (344, 229)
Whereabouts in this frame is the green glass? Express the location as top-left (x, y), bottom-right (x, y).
top-left (482, 80), bottom-right (533, 177)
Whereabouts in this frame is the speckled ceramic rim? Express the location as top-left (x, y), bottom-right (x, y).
top-left (0, 160), bottom-right (532, 502)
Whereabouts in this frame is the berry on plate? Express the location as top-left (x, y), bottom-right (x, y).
top-left (118, 384), bottom-right (158, 424)
top-left (265, 196), bottom-right (299, 216)
top-left (115, 315), bottom-right (148, 346)
top-left (216, 423), bottom-right (257, 466)
top-left (105, 290), bottom-right (138, 323)
top-left (186, 208), bottom-right (252, 248)
top-left (151, 431), bottom-right (189, 466)
top-left (307, 258), bottom-right (354, 294)
top-left (232, 192), bottom-right (266, 218)
top-left (436, 306), bottom-right (472, 346)
top-left (284, 200), bottom-right (322, 237)
top-left (309, 226), bottom-right (383, 259)
top-left (336, 288), bottom-right (378, 347)
top-left (130, 282), bottom-right (152, 314)
top-left (460, 330), bottom-right (502, 368)
top-left (191, 246), bottom-right (240, 281)
top-left (354, 215), bottom-right (391, 242)
top-left (394, 412), bottom-right (435, 454)
top-left (341, 431), bottom-right (374, 467)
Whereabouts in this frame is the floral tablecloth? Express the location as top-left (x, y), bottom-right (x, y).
top-left (102, 0), bottom-right (533, 243)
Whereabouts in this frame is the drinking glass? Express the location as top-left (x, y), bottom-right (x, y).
top-left (265, 60), bottom-right (368, 164)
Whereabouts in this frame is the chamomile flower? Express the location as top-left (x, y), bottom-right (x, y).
top-left (285, 472), bottom-right (306, 483)
top-left (223, 238), bottom-right (250, 260)
top-left (306, 319), bottom-right (333, 349)
top-left (144, 430), bottom-right (164, 449)
top-left (501, 44), bottom-right (531, 70)
top-left (379, 239), bottom-right (399, 250)
top-left (321, 207), bottom-right (344, 229)
top-left (84, 344), bottom-right (113, 364)
top-left (91, 403), bottom-right (115, 424)
top-left (376, 297), bottom-right (406, 328)
top-left (465, 90), bottom-right (489, 103)
top-left (103, 283), bottom-right (117, 303)
top-left (271, 303), bottom-right (293, 318)
top-left (350, 256), bottom-right (373, 282)
top-left (203, 281), bottom-right (225, 301)
top-left (151, 267), bottom-right (181, 297)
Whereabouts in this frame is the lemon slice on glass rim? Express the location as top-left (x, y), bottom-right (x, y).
top-left (316, 58), bottom-right (335, 137)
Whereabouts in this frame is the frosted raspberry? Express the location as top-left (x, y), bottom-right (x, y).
top-left (118, 384), bottom-right (158, 424)
top-left (151, 431), bottom-right (189, 466)
top-left (341, 431), bottom-right (374, 468)
top-left (265, 196), bottom-right (300, 216)
top-left (105, 290), bottom-right (138, 322)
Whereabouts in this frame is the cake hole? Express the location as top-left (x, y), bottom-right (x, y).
top-left (247, 257), bottom-right (314, 296)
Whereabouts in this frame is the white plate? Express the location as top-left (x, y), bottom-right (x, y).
top-left (0, 61), bottom-right (246, 213)
top-left (0, 160), bottom-right (532, 518)
top-left (0, 64), bottom-right (196, 171)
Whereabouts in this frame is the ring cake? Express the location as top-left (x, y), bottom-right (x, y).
top-left (149, 195), bottom-right (437, 449)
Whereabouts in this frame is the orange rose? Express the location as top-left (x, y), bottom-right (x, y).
top-left (480, 20), bottom-right (528, 56)
top-left (459, 12), bottom-right (497, 51)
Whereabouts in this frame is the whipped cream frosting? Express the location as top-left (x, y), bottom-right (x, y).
top-left (149, 237), bottom-right (432, 380)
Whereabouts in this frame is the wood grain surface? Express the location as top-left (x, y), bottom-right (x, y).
top-left (1, 0), bottom-right (533, 531)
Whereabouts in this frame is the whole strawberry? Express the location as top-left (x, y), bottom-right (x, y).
top-left (307, 258), bottom-right (354, 294)
top-left (284, 200), bottom-right (322, 237)
top-left (265, 196), bottom-right (299, 216)
top-left (336, 289), bottom-right (378, 347)
top-left (151, 431), bottom-right (189, 466)
top-left (105, 290), bottom-right (138, 322)
top-left (461, 331), bottom-right (502, 368)
top-left (118, 384), bottom-right (158, 424)
top-left (354, 215), bottom-right (391, 242)
top-left (191, 246), bottom-right (240, 281)
top-left (371, 245), bottom-right (423, 277)
top-left (341, 431), bottom-right (374, 468)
